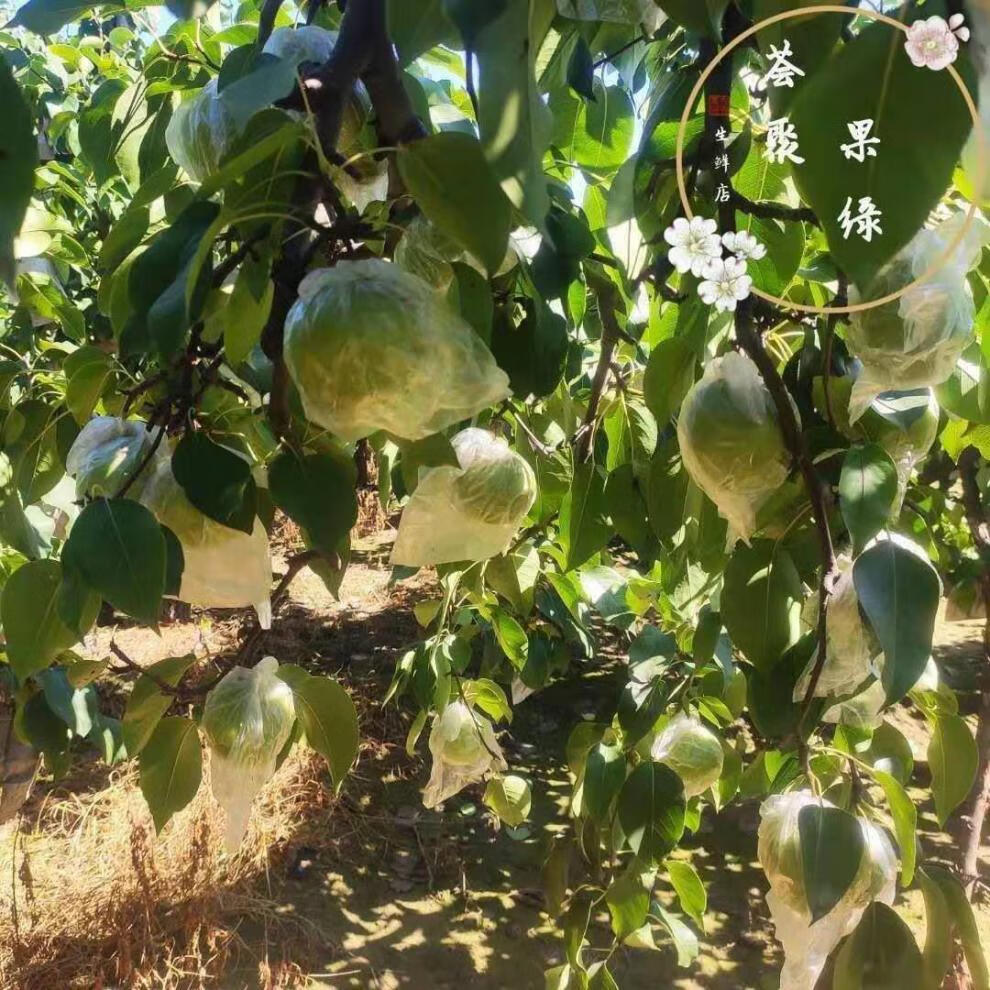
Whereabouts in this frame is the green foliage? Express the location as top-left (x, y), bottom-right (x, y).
top-left (798, 804), bottom-right (864, 922)
top-left (64, 499), bottom-right (166, 625)
top-left (833, 902), bottom-right (923, 990)
top-left (0, 1), bottom-right (987, 983)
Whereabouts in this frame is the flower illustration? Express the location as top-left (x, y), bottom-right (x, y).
top-left (698, 257), bottom-right (754, 313)
top-left (905, 16), bottom-right (960, 71)
top-left (664, 216), bottom-right (723, 277)
top-left (722, 230), bottom-right (768, 262)
top-left (948, 13), bottom-right (970, 43)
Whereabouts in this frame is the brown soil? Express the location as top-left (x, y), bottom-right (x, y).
top-left (0, 540), bottom-right (987, 989)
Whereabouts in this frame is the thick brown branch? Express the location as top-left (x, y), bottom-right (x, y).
top-left (731, 189), bottom-right (820, 227)
top-left (957, 445), bottom-right (990, 899)
top-left (735, 299), bottom-right (837, 744)
top-left (576, 271), bottom-right (622, 463)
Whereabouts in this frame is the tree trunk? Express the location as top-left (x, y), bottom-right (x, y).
top-left (0, 691), bottom-right (38, 826)
top-left (957, 447), bottom-right (990, 901)
top-left (962, 688), bottom-right (990, 897)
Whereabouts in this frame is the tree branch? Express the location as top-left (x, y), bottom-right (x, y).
top-left (958, 445), bottom-right (990, 899)
top-left (735, 299), bottom-right (837, 746)
top-left (576, 270), bottom-right (622, 463)
top-left (731, 188), bottom-right (820, 227)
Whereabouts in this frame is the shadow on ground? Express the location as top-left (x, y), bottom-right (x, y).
top-left (3, 546), bottom-right (987, 989)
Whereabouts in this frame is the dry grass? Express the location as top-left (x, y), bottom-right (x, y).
top-left (0, 747), bottom-right (337, 989)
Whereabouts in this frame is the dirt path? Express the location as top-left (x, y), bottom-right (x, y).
top-left (1, 543), bottom-right (987, 989)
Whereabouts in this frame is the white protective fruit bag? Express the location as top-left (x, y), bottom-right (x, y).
top-left (202, 657), bottom-right (296, 850)
top-left (556, 0), bottom-right (666, 30)
top-left (758, 791), bottom-right (897, 990)
top-left (139, 447), bottom-right (273, 626)
top-left (423, 700), bottom-right (507, 808)
top-left (796, 555), bottom-right (880, 701)
top-left (66, 416), bottom-right (161, 499)
top-left (283, 261), bottom-right (511, 442)
top-left (390, 428), bottom-right (537, 567)
top-left (650, 712), bottom-right (724, 798)
top-left (165, 78), bottom-right (239, 184)
top-left (677, 351), bottom-right (792, 543)
top-left (846, 212), bottom-right (990, 421)
top-left (861, 390), bottom-right (939, 517)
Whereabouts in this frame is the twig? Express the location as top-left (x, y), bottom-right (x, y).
top-left (210, 228), bottom-right (269, 289)
top-left (575, 269), bottom-right (623, 463)
top-left (121, 371), bottom-right (167, 417)
top-left (116, 418), bottom-right (167, 499)
top-left (731, 189), bottom-right (820, 227)
top-left (499, 400), bottom-right (553, 457)
top-left (821, 274), bottom-right (848, 430)
top-left (592, 33), bottom-right (649, 69)
top-left (109, 641), bottom-right (180, 696)
top-left (465, 48), bottom-right (480, 121)
top-left (256, 0), bottom-right (283, 50)
top-left (235, 550), bottom-right (321, 662)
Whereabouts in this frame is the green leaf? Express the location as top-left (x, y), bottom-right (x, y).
top-left (268, 450), bottom-right (357, 559)
top-left (172, 432), bottom-right (257, 535)
top-left (36, 667), bottom-right (97, 738)
top-left (667, 860), bottom-right (706, 931)
top-left (721, 541), bottom-right (803, 671)
top-left (64, 346), bottom-right (113, 425)
top-left (491, 297), bottom-right (568, 399)
top-left (873, 769), bottom-right (916, 886)
top-left (64, 499), bottom-right (166, 625)
top-left (853, 540), bottom-right (940, 703)
top-left (9, 0), bottom-right (93, 34)
top-left (566, 36), bottom-right (595, 102)
top-left (551, 82), bottom-right (635, 174)
top-left (224, 261), bottom-right (273, 365)
top-left (643, 337), bottom-right (695, 426)
top-left (397, 132), bottom-right (511, 277)
top-left (928, 712), bottom-right (978, 827)
top-left (491, 608), bottom-right (528, 669)
top-left (604, 864), bottom-right (653, 941)
top-left (387, 0), bottom-right (457, 64)
top-left (583, 739), bottom-right (625, 822)
top-left (16, 691), bottom-right (69, 757)
top-left (921, 865), bottom-right (989, 990)
top-left (276, 666), bottom-right (359, 791)
top-left (655, 0), bottom-right (729, 37)
top-left (839, 444), bottom-right (898, 554)
top-left (475, 0), bottom-right (554, 228)
top-left (483, 774), bottom-right (531, 826)
top-left (652, 903), bottom-right (700, 968)
top-left (128, 201), bottom-right (221, 358)
top-left (789, 19), bottom-right (975, 289)
top-left (0, 58), bottom-right (37, 280)
top-left (737, 214), bottom-right (804, 296)
top-left (450, 262), bottom-right (493, 343)
top-left (832, 902), bottom-right (922, 990)
top-left (617, 760), bottom-right (686, 864)
top-left (797, 803), bottom-right (863, 922)
top-left (2, 560), bottom-right (98, 681)
top-left (139, 716), bottom-right (203, 833)
top-left (122, 655), bottom-right (197, 756)
top-left (917, 867), bottom-right (953, 990)
top-left (559, 460), bottom-right (612, 570)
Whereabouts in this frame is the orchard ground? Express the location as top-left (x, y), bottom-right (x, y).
top-left (0, 524), bottom-right (987, 990)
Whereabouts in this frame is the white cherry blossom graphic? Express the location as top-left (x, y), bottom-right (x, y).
top-left (905, 16), bottom-right (961, 71)
top-left (698, 257), bottom-right (754, 313)
top-left (722, 230), bottom-right (767, 263)
top-left (663, 216), bottom-right (723, 277)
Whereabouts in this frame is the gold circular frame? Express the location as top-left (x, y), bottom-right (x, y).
top-left (674, 4), bottom-right (987, 316)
